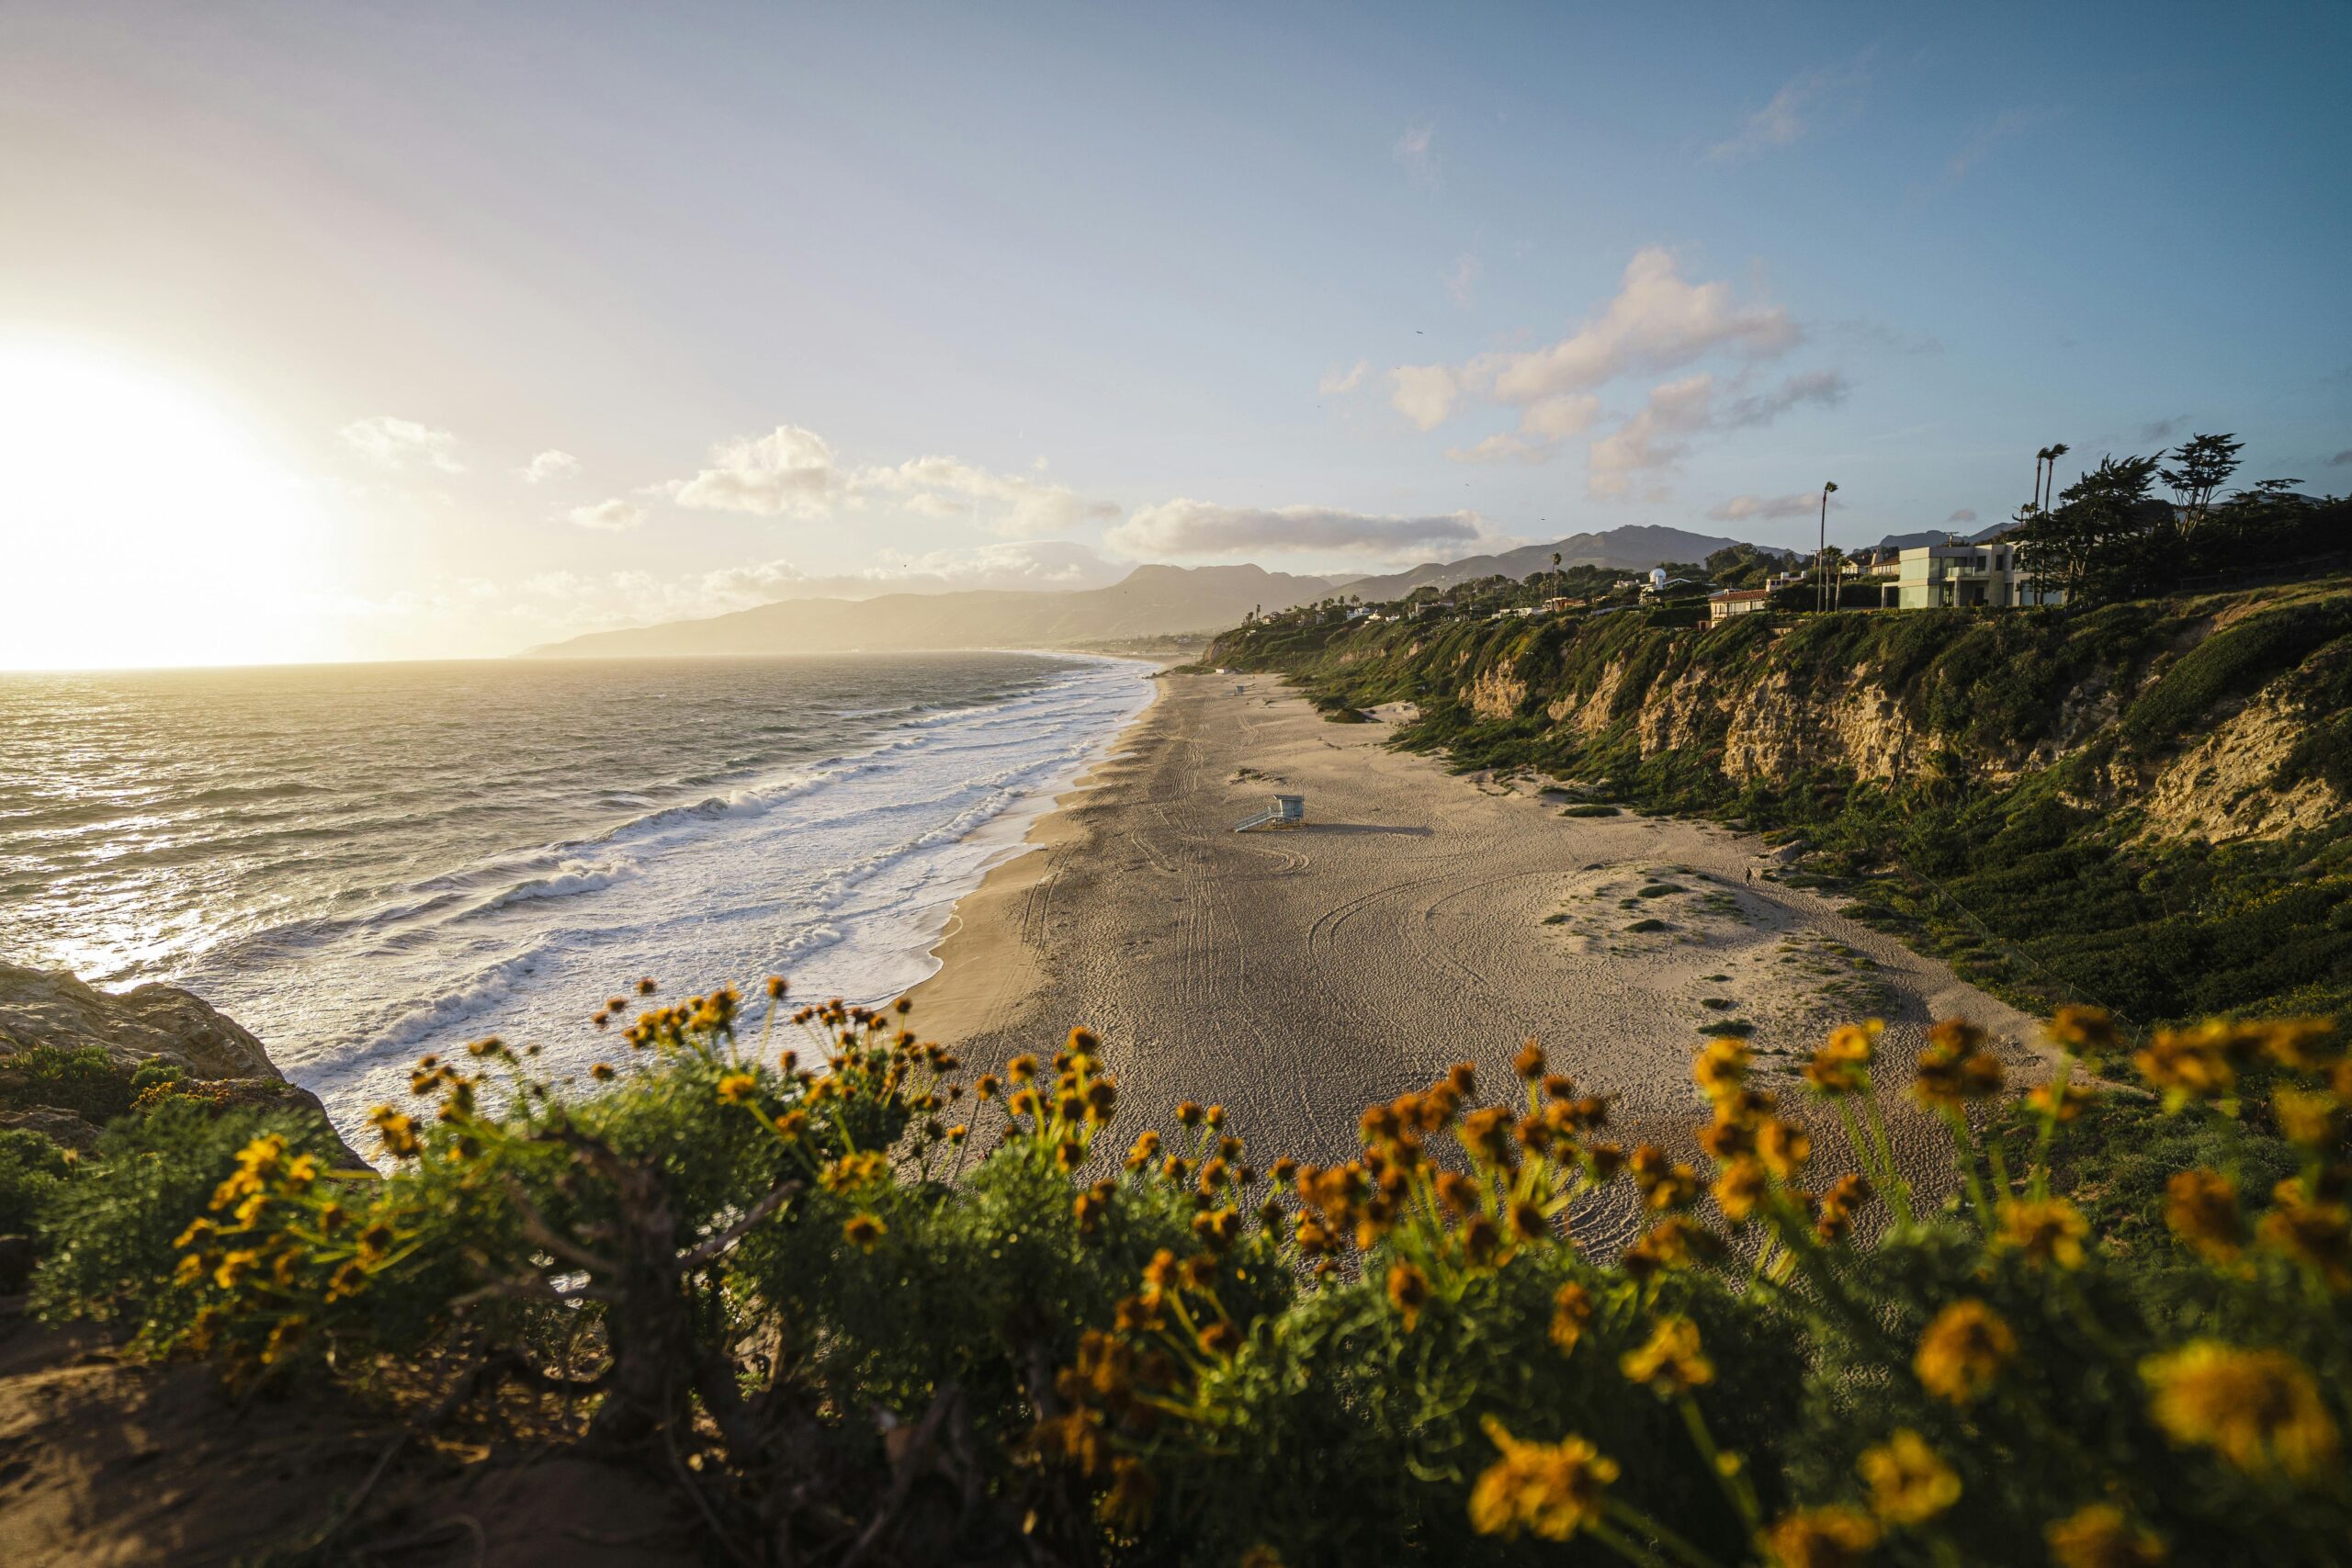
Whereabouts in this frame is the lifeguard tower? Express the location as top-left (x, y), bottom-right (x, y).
top-left (1235, 794), bottom-right (1305, 831)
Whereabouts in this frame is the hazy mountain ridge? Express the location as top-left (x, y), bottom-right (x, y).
top-left (529, 526), bottom-right (1812, 658)
top-left (526, 563), bottom-right (1342, 658)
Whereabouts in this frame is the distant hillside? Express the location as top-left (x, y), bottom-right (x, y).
top-left (526, 563), bottom-right (1340, 658)
top-left (1871, 523), bottom-right (2012, 552)
top-left (1339, 525), bottom-right (1785, 602)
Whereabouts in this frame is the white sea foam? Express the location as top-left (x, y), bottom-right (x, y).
top-left (253, 655), bottom-right (1155, 1129)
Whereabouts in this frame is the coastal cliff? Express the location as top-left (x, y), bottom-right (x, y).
top-left (0, 961), bottom-right (354, 1162)
top-left (1211, 576), bottom-right (2352, 1021)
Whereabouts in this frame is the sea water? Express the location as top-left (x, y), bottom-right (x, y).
top-left (0, 651), bottom-right (1151, 1126)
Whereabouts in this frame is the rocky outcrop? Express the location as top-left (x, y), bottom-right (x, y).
top-left (1465, 666), bottom-right (1528, 720)
top-left (0, 963), bottom-right (356, 1161)
top-left (2138, 688), bottom-right (2341, 843)
top-left (0, 963), bottom-right (281, 1079)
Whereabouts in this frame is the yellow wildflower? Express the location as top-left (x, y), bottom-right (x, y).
top-left (261, 1314), bottom-right (308, 1365)
top-left (1098, 1454), bottom-right (1157, 1530)
top-left (2271, 1086), bottom-right (2345, 1150)
top-left (1692, 1037), bottom-right (1751, 1103)
top-left (1996, 1198), bottom-right (2090, 1269)
top-left (2256, 1184), bottom-right (2352, 1292)
top-left (842, 1212), bottom-right (888, 1253)
top-left (1804, 1021), bottom-right (1882, 1095)
top-left (1764, 1506), bottom-right (1880, 1568)
top-left (1913, 1018), bottom-right (2003, 1112)
top-left (1386, 1261), bottom-right (1430, 1331)
top-left (1711, 1156), bottom-right (1770, 1224)
top-left (2141, 1339), bottom-right (2340, 1481)
top-left (2045, 1503), bottom-right (2165, 1568)
top-left (2047, 1005), bottom-right (2121, 1058)
top-left (1858, 1428), bottom-right (1960, 1527)
top-left (214, 1248), bottom-right (263, 1289)
top-left (1620, 1315), bottom-right (1713, 1393)
top-left (2163, 1168), bottom-right (2243, 1263)
top-left (715, 1071), bottom-right (757, 1104)
top-left (1914, 1299), bottom-right (2015, 1404)
top-left (2256, 1017), bottom-right (2337, 1073)
top-left (2133, 1023), bottom-right (2236, 1107)
top-left (1549, 1281), bottom-right (1594, 1355)
top-left (1466, 1416), bottom-right (1619, 1541)
top-left (1757, 1117), bottom-right (1810, 1179)
top-left (2028, 1079), bottom-right (2096, 1122)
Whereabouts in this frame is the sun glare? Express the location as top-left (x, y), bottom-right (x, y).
top-left (0, 345), bottom-right (333, 671)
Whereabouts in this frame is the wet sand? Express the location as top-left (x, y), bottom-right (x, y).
top-left (911, 672), bottom-right (2043, 1243)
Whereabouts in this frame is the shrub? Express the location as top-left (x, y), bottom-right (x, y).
top-left (0, 1126), bottom-right (67, 1237)
top-left (0, 1043), bottom-right (135, 1122)
top-left (31, 1098), bottom-right (345, 1334)
top-left (40, 985), bottom-right (2352, 1564)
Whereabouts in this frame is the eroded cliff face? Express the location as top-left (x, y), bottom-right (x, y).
top-left (2138, 688), bottom-right (2340, 843)
top-left (1449, 635), bottom-right (2343, 842)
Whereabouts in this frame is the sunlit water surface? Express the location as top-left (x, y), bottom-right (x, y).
top-left (0, 652), bottom-right (1150, 1128)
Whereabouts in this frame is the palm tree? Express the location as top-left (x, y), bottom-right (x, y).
top-left (1817, 481), bottom-right (1838, 611)
top-left (2032, 446), bottom-right (2052, 515)
top-left (2041, 444), bottom-right (2070, 513)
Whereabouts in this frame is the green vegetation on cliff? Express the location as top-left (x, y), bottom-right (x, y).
top-left (1211, 579), bottom-right (2352, 1027)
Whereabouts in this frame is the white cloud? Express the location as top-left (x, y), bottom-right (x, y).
top-left (1444, 393), bottom-right (1601, 465)
top-left (1394, 120), bottom-right (1439, 188)
top-left (1107, 500), bottom-right (1487, 560)
top-left (568, 497), bottom-right (646, 532)
top-left (656, 424), bottom-right (1115, 536)
top-left (519, 449), bottom-right (579, 484)
top-left (339, 415), bottom-right (464, 473)
top-left (1946, 508), bottom-right (1979, 525)
top-left (1389, 365), bottom-right (1461, 432)
top-left (1446, 253), bottom-right (1481, 308)
top-left (1393, 249), bottom-right (1800, 456)
top-left (1708, 59), bottom-right (1867, 162)
top-left (1709, 490), bottom-right (1841, 522)
top-left (1588, 369), bottom-right (1847, 498)
top-left (850, 456), bottom-right (1119, 538)
top-left (1317, 359), bottom-right (1372, 396)
top-left (667, 424), bottom-right (840, 517)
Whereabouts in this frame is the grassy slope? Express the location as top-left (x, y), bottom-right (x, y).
top-left (1211, 580), bottom-right (2352, 1028)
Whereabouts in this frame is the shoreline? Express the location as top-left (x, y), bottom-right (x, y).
top-left (911, 671), bottom-right (2044, 1223)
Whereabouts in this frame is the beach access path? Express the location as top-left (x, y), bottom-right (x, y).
top-left (911, 672), bottom-right (2041, 1242)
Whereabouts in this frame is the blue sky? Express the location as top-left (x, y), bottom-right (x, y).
top-left (4, 0), bottom-right (2347, 660)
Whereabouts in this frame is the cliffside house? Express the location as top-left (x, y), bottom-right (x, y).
top-left (1708, 588), bottom-right (1771, 623)
top-left (1875, 540), bottom-right (2062, 609)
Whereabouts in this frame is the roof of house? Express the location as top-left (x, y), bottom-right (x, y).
top-left (1710, 588), bottom-right (1771, 603)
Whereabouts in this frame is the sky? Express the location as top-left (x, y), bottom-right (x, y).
top-left (3, 0), bottom-right (2348, 667)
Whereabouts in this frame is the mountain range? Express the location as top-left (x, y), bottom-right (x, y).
top-left (526, 525), bottom-right (1776, 659)
top-left (527, 563), bottom-right (1341, 658)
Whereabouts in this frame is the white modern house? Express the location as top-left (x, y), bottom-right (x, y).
top-left (1874, 540), bottom-right (2063, 609)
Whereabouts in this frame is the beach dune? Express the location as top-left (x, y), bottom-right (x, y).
top-left (914, 672), bottom-right (2041, 1236)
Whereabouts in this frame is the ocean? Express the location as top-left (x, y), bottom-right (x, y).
top-left (0, 651), bottom-right (1152, 1127)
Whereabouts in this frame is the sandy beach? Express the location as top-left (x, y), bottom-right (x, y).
top-left (913, 671), bottom-right (2043, 1240)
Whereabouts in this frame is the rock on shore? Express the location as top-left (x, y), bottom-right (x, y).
top-left (0, 961), bottom-right (356, 1161)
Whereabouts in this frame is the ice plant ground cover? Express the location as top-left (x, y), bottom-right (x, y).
top-left (21, 982), bottom-right (2352, 1566)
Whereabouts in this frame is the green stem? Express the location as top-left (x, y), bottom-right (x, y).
top-left (1678, 1396), bottom-right (1761, 1529)
top-left (1860, 1096), bottom-right (1916, 1227)
top-left (1600, 1500), bottom-right (1728, 1568)
top-left (1944, 1110), bottom-right (1993, 1227)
